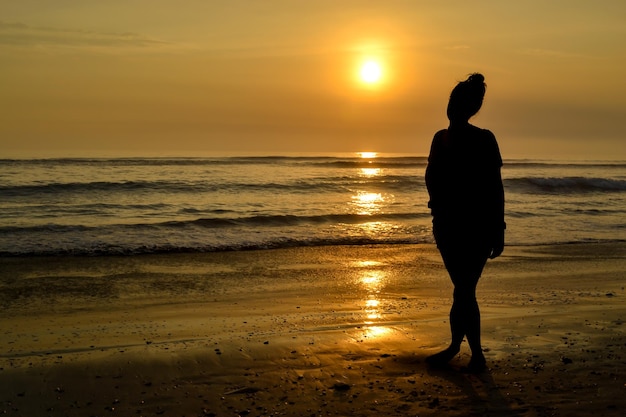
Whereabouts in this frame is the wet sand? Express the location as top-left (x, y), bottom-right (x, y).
top-left (1, 243), bottom-right (625, 416)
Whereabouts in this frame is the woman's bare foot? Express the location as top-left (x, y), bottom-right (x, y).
top-left (425, 346), bottom-right (460, 367)
top-left (462, 354), bottom-right (487, 373)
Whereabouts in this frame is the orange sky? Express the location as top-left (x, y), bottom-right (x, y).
top-left (1, 1), bottom-right (625, 159)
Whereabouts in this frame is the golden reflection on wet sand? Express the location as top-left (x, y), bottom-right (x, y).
top-left (348, 158), bottom-right (394, 339)
top-left (354, 262), bottom-right (392, 339)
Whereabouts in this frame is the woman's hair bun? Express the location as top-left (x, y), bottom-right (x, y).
top-left (448, 73), bottom-right (486, 120)
top-left (467, 73), bottom-right (485, 84)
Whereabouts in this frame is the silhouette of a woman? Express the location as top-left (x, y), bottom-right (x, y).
top-left (425, 73), bottom-right (505, 373)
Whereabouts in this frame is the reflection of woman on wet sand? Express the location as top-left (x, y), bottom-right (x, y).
top-left (425, 73), bottom-right (505, 373)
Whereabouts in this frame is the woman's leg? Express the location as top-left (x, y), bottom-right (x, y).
top-left (451, 277), bottom-right (485, 370)
top-left (428, 246), bottom-right (489, 369)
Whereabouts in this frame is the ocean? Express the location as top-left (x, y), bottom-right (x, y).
top-left (1, 155), bottom-right (624, 256)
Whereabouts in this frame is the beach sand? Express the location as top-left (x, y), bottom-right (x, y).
top-left (1, 243), bottom-right (624, 416)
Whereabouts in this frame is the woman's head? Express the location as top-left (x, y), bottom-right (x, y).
top-left (447, 73), bottom-right (486, 123)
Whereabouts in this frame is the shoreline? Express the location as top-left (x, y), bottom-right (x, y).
top-left (1, 243), bottom-right (625, 416)
top-left (2, 238), bottom-right (625, 258)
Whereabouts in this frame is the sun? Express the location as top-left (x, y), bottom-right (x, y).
top-left (358, 151), bottom-right (378, 159)
top-left (359, 60), bottom-right (382, 84)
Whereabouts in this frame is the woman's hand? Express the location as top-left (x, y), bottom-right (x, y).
top-left (489, 228), bottom-right (505, 259)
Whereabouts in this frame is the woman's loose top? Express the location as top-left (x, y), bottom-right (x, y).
top-left (425, 125), bottom-right (505, 244)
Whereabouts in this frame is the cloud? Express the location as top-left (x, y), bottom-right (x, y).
top-left (0, 21), bottom-right (167, 50)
